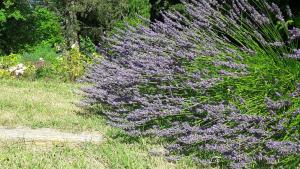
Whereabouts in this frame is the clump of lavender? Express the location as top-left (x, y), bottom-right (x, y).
top-left (81, 0), bottom-right (300, 168)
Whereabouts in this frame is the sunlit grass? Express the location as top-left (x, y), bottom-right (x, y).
top-left (0, 79), bottom-right (198, 169)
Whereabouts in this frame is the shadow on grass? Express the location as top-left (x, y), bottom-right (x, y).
top-left (75, 108), bottom-right (142, 144)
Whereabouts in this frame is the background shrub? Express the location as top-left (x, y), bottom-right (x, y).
top-left (0, 69), bottom-right (11, 79)
top-left (79, 36), bottom-right (96, 58)
top-left (31, 7), bottom-right (64, 46)
top-left (0, 53), bottom-right (20, 69)
top-left (21, 43), bottom-right (58, 64)
top-left (0, 0), bottom-right (63, 54)
top-left (0, 43), bottom-right (94, 81)
top-left (59, 47), bottom-right (93, 81)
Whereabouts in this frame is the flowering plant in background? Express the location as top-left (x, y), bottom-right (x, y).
top-left (8, 63), bottom-right (27, 76)
top-left (81, 0), bottom-right (300, 168)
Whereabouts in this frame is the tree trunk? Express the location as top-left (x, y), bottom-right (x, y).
top-left (64, 0), bottom-right (79, 48)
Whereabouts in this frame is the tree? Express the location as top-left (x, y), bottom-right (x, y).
top-left (149, 0), bottom-right (180, 21)
top-left (52, 0), bottom-right (150, 47)
top-left (0, 0), bottom-right (63, 54)
top-left (0, 0), bottom-right (29, 54)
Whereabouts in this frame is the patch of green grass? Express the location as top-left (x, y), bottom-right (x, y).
top-left (0, 139), bottom-right (198, 169)
top-left (0, 141), bottom-right (106, 169)
top-left (0, 79), bottom-right (198, 169)
top-left (0, 79), bottom-right (102, 132)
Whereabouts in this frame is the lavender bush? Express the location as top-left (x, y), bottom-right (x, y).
top-left (81, 0), bottom-right (300, 168)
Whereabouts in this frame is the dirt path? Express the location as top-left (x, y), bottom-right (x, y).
top-left (0, 126), bottom-right (103, 143)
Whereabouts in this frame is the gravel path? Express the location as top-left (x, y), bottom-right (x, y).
top-left (0, 127), bottom-right (103, 143)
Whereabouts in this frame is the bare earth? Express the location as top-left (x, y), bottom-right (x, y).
top-left (0, 126), bottom-right (103, 143)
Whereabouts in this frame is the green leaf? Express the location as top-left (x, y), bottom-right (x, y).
top-left (0, 10), bottom-right (7, 23)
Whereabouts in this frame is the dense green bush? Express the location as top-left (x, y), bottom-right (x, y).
top-left (22, 43), bottom-right (58, 64)
top-left (0, 0), bottom-right (63, 54)
top-left (55, 0), bottom-right (150, 45)
top-left (21, 43), bottom-right (60, 79)
top-left (0, 43), bottom-right (94, 81)
top-left (0, 53), bottom-right (21, 79)
top-left (79, 36), bottom-right (96, 58)
top-left (114, 0), bottom-right (150, 27)
top-left (0, 53), bottom-right (20, 69)
top-left (59, 47), bottom-right (95, 81)
top-left (31, 7), bottom-right (64, 46)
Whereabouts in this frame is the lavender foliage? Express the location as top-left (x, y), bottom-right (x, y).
top-left (81, 0), bottom-right (300, 168)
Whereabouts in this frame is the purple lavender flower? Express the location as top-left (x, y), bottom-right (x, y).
top-left (286, 6), bottom-right (293, 17)
top-left (286, 49), bottom-right (300, 60)
top-left (289, 28), bottom-right (300, 41)
top-left (80, 0), bottom-right (300, 168)
top-left (271, 3), bottom-right (285, 21)
top-left (290, 83), bottom-right (300, 97)
top-left (265, 97), bottom-right (291, 112)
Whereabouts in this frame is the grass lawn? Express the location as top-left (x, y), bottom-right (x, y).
top-left (0, 79), bottom-right (198, 169)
